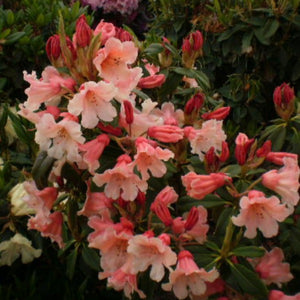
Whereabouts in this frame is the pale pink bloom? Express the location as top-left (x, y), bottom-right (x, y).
top-left (93, 37), bottom-right (138, 82)
top-left (152, 102), bottom-right (184, 126)
top-left (68, 81), bottom-right (117, 128)
top-left (23, 66), bottom-right (76, 111)
top-left (266, 152), bottom-right (298, 165)
top-left (28, 211), bottom-right (64, 248)
top-left (93, 154), bottom-right (147, 201)
top-left (134, 137), bottom-right (174, 180)
top-left (262, 156), bottom-right (300, 208)
top-left (94, 20), bottom-right (116, 45)
top-left (162, 250), bottom-right (219, 299)
top-left (269, 290), bottom-right (300, 300)
top-left (18, 105), bottom-right (60, 124)
top-left (255, 247), bottom-right (293, 287)
top-left (23, 181), bottom-right (58, 225)
top-left (232, 190), bottom-right (290, 238)
top-left (127, 232), bottom-right (177, 282)
top-left (152, 186), bottom-right (179, 207)
top-left (107, 266), bottom-right (146, 299)
top-left (78, 134), bottom-right (110, 174)
top-left (77, 183), bottom-right (113, 217)
top-left (182, 172), bottom-right (231, 200)
top-left (35, 113), bottom-right (85, 162)
top-left (148, 125), bottom-right (184, 143)
top-left (184, 120), bottom-right (227, 160)
top-left (183, 76), bottom-right (198, 88)
top-left (119, 98), bottom-right (164, 138)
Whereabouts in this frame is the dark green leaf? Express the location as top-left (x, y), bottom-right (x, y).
top-left (82, 246), bottom-right (100, 271)
top-left (144, 43), bottom-right (164, 55)
top-left (66, 249), bottom-right (78, 279)
top-left (217, 24), bottom-right (247, 42)
top-left (268, 125), bottom-right (286, 151)
top-left (5, 32), bottom-right (26, 45)
top-left (231, 246), bottom-right (265, 258)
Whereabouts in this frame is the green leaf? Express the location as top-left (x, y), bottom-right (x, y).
top-left (6, 10), bottom-right (14, 26)
top-left (222, 164), bottom-right (241, 177)
top-left (217, 24), bottom-right (247, 42)
top-left (144, 43), bottom-right (164, 55)
top-left (132, 88), bottom-right (150, 100)
top-left (66, 249), bottom-right (78, 280)
top-left (241, 31), bottom-right (253, 53)
top-left (229, 263), bottom-right (268, 298)
top-left (254, 19), bottom-right (279, 45)
top-left (268, 125), bottom-right (286, 151)
top-left (82, 245), bottom-right (100, 271)
top-left (231, 246), bottom-right (265, 258)
top-left (5, 32), bottom-right (26, 45)
top-left (197, 194), bottom-right (227, 208)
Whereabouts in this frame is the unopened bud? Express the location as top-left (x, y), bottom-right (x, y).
top-left (184, 207), bottom-right (199, 230)
top-left (256, 140), bottom-right (272, 158)
top-left (184, 93), bottom-right (204, 115)
top-left (202, 107), bottom-right (231, 121)
top-left (123, 100), bottom-right (134, 125)
top-left (75, 15), bottom-right (93, 47)
top-left (46, 35), bottom-right (61, 61)
top-left (273, 83), bottom-right (295, 120)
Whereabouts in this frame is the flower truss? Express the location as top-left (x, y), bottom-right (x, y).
top-left (12, 14), bottom-right (300, 300)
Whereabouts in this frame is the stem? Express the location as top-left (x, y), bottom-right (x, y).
top-left (220, 219), bottom-right (234, 259)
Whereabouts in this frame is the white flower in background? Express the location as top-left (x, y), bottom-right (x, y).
top-left (9, 183), bottom-right (35, 216)
top-left (0, 233), bottom-right (42, 266)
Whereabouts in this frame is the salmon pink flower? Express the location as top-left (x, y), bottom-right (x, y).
top-left (269, 290), bottom-right (300, 300)
top-left (162, 250), bottom-right (219, 299)
top-left (78, 134), bottom-right (110, 174)
top-left (35, 113), bottom-right (85, 163)
top-left (148, 125), bottom-right (184, 143)
top-left (182, 172), bottom-right (231, 200)
top-left (232, 190), bottom-right (290, 238)
top-left (138, 74), bottom-right (166, 89)
top-left (262, 157), bottom-right (300, 208)
top-left (201, 107), bottom-right (231, 121)
top-left (152, 186), bottom-right (179, 207)
top-left (255, 247), bottom-right (293, 287)
top-left (68, 81), bottom-right (118, 128)
top-left (93, 154), bottom-right (147, 201)
top-left (134, 137), bottom-right (174, 180)
top-left (127, 232), bottom-right (177, 282)
top-left (153, 102), bottom-right (184, 126)
top-left (184, 120), bottom-right (226, 161)
top-left (266, 152), bottom-right (298, 165)
top-left (94, 20), bottom-right (116, 45)
top-left (23, 66), bottom-right (76, 111)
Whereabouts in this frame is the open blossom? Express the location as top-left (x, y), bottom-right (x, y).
top-left (68, 81), bottom-right (118, 128)
top-left (23, 66), bottom-right (76, 111)
top-left (255, 247), bottom-right (293, 287)
top-left (93, 154), bottom-right (147, 201)
top-left (127, 232), bottom-right (177, 282)
top-left (153, 102), bottom-right (184, 126)
top-left (262, 156), bottom-right (300, 208)
top-left (0, 233), bottom-right (42, 266)
top-left (35, 113), bottom-right (85, 163)
top-left (182, 172), bottom-right (231, 200)
top-left (134, 137), bottom-right (174, 180)
top-left (232, 190), bottom-right (290, 238)
top-left (162, 250), bottom-right (219, 299)
top-left (184, 120), bottom-right (226, 160)
top-left (78, 134), bottom-right (110, 174)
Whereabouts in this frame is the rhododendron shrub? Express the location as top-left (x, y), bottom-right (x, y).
top-left (9, 14), bottom-right (300, 299)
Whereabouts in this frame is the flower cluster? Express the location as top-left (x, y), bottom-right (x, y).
top-left (13, 14), bottom-right (300, 300)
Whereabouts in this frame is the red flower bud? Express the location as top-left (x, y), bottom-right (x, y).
top-left (115, 28), bottom-right (132, 42)
top-left (191, 30), bottom-right (203, 51)
top-left (202, 107), bottom-right (231, 121)
top-left (75, 15), bottom-right (93, 47)
top-left (234, 133), bottom-right (254, 165)
top-left (123, 100), bottom-right (134, 125)
top-left (256, 140), bottom-right (272, 158)
top-left (273, 83), bottom-right (295, 120)
top-left (219, 141), bottom-right (230, 162)
top-left (46, 34), bottom-right (61, 61)
top-left (138, 74), bottom-right (166, 89)
top-left (184, 93), bottom-right (204, 115)
top-left (184, 207), bottom-right (199, 230)
top-left (97, 122), bottom-right (123, 136)
top-left (66, 36), bottom-right (77, 60)
top-left (205, 146), bottom-right (218, 172)
top-left (150, 202), bottom-right (173, 226)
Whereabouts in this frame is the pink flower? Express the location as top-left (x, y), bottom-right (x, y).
top-left (185, 93), bottom-right (204, 115)
top-left (150, 201), bottom-right (173, 226)
top-left (255, 247), bottom-right (293, 286)
top-left (134, 137), bottom-right (174, 180)
top-left (35, 113), bottom-right (85, 162)
top-left (232, 190), bottom-right (290, 238)
top-left (269, 290), bottom-right (300, 300)
top-left (266, 152), bottom-right (298, 165)
top-left (148, 125), bottom-right (184, 143)
top-left (201, 107), bottom-right (231, 121)
top-left (75, 15), bottom-right (92, 47)
top-left (152, 186), bottom-right (179, 207)
top-left (78, 134), bottom-right (110, 174)
top-left (127, 232), bottom-right (177, 282)
top-left (182, 172), bottom-right (231, 200)
top-left (94, 20), bottom-right (116, 45)
top-left (23, 66), bottom-right (76, 111)
top-left (153, 102), bottom-right (184, 126)
top-left (162, 250), bottom-right (219, 299)
top-left (93, 154), bottom-right (147, 201)
top-left (184, 120), bottom-right (227, 160)
top-left (138, 74), bottom-right (166, 89)
top-left (68, 81), bottom-right (118, 128)
top-left (273, 83), bottom-right (295, 120)
top-left (262, 156), bottom-right (300, 208)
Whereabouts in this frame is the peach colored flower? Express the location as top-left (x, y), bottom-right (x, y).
top-left (152, 186), bottom-right (179, 207)
top-left (78, 134), bottom-right (110, 174)
top-left (255, 247), bottom-right (293, 287)
top-left (134, 137), bottom-right (174, 180)
top-left (127, 232), bottom-right (177, 282)
top-left (262, 156), bottom-right (300, 208)
top-left (152, 102), bottom-right (184, 126)
top-left (269, 290), bottom-right (300, 300)
top-left (138, 64), bottom-right (165, 89)
top-left (162, 250), bottom-right (219, 299)
top-left (148, 125), bottom-right (184, 143)
top-left (68, 81), bottom-right (118, 128)
top-left (182, 172), bottom-right (231, 200)
top-left (23, 66), bottom-right (76, 111)
top-left (93, 20), bottom-right (116, 45)
top-left (232, 190), bottom-right (290, 238)
top-left (35, 113), bottom-right (85, 162)
top-left (184, 120), bottom-right (226, 160)
top-left (93, 154), bottom-right (147, 201)
top-left (266, 152), bottom-right (298, 165)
